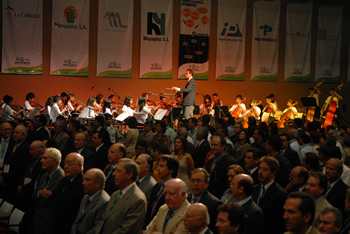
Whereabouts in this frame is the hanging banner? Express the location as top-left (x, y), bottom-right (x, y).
top-left (97, 0), bottom-right (133, 78)
top-left (178, 0), bottom-right (211, 80)
top-left (139, 0), bottom-right (173, 79)
top-left (284, 0), bottom-right (312, 82)
top-left (315, 4), bottom-right (342, 83)
top-left (50, 0), bottom-right (89, 76)
top-left (348, 41), bottom-right (350, 83)
top-left (1, 0), bottom-right (42, 74)
top-left (216, 0), bottom-right (246, 81)
top-left (251, 0), bottom-right (280, 81)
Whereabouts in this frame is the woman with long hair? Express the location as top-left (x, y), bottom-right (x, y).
top-left (233, 129), bottom-right (251, 166)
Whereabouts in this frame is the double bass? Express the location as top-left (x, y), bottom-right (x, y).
top-left (322, 82), bottom-right (344, 129)
top-left (305, 79), bottom-right (323, 123)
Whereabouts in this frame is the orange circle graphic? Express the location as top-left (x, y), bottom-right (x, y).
top-left (197, 7), bottom-right (208, 14)
top-left (201, 16), bottom-right (209, 24)
top-left (182, 8), bottom-right (191, 17)
top-left (186, 19), bottom-right (194, 28)
top-left (191, 11), bottom-right (199, 20)
top-left (64, 6), bottom-right (78, 20)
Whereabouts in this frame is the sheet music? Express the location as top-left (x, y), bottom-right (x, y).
top-left (154, 109), bottom-right (168, 121)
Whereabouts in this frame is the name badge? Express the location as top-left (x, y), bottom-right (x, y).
top-left (3, 164), bottom-right (10, 174)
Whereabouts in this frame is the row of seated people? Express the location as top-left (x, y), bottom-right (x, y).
top-left (0, 113), bottom-right (350, 233)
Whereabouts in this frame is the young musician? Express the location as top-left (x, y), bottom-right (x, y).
top-left (122, 96), bottom-right (134, 117)
top-left (229, 95), bottom-right (246, 118)
top-left (1, 95), bottom-right (18, 123)
top-left (276, 99), bottom-right (298, 120)
top-left (321, 88), bottom-right (343, 117)
top-left (243, 99), bottom-right (261, 121)
top-left (212, 93), bottom-right (223, 106)
top-left (50, 95), bottom-right (66, 123)
top-left (136, 96), bottom-right (152, 125)
top-left (23, 92), bottom-right (35, 117)
top-left (79, 97), bottom-right (97, 119)
top-left (262, 94), bottom-right (278, 124)
top-left (199, 94), bottom-right (213, 116)
top-left (308, 87), bottom-right (321, 107)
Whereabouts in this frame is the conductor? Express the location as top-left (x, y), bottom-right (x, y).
top-left (172, 69), bottom-right (196, 119)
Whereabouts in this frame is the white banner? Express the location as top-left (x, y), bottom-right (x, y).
top-left (284, 0), bottom-right (312, 82)
top-left (2, 0), bottom-right (42, 74)
top-left (251, 0), bottom-right (280, 81)
top-left (50, 0), bottom-right (89, 76)
top-left (178, 0), bottom-right (211, 80)
top-left (216, 0), bottom-right (246, 81)
top-left (97, 0), bottom-right (133, 78)
top-left (315, 4), bottom-right (342, 83)
top-left (139, 0), bottom-right (173, 79)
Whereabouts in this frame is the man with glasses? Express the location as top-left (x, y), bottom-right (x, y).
top-left (187, 168), bottom-right (222, 233)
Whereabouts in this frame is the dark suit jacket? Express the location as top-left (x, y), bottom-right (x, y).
top-left (94, 144), bottom-right (109, 171)
top-left (283, 146), bottom-right (301, 168)
top-left (31, 126), bottom-right (50, 142)
top-left (95, 183), bottom-right (147, 233)
top-left (326, 178), bottom-right (348, 218)
top-left (252, 181), bottom-right (287, 234)
top-left (71, 190), bottom-right (110, 234)
top-left (180, 78), bottom-right (196, 106)
top-left (80, 147), bottom-right (94, 172)
top-left (206, 154), bottom-right (236, 199)
top-left (98, 127), bottom-right (112, 147)
top-left (241, 198), bottom-right (264, 234)
top-left (275, 153), bottom-right (292, 188)
top-left (187, 190), bottom-right (222, 233)
top-left (193, 140), bottom-right (211, 168)
top-left (138, 174), bottom-right (157, 202)
top-left (104, 164), bottom-right (119, 196)
top-left (53, 131), bottom-right (70, 152)
top-left (144, 181), bottom-right (166, 228)
top-left (52, 173), bottom-right (85, 234)
top-left (249, 168), bottom-right (259, 185)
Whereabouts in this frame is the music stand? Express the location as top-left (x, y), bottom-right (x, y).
top-left (172, 108), bottom-right (182, 120)
top-left (27, 108), bottom-right (41, 120)
top-left (300, 97), bottom-right (317, 107)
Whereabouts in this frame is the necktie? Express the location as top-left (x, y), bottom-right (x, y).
top-left (12, 144), bottom-right (18, 153)
top-left (257, 186), bottom-right (265, 204)
top-left (192, 197), bottom-right (198, 204)
top-left (163, 210), bottom-right (175, 232)
top-left (110, 191), bottom-right (122, 211)
top-left (210, 159), bottom-right (216, 173)
top-left (152, 183), bottom-right (165, 216)
top-left (106, 166), bottom-right (115, 179)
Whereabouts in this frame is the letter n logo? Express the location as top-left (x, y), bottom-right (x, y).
top-left (147, 12), bottom-right (165, 35)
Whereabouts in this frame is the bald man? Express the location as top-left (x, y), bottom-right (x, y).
top-left (146, 178), bottom-right (190, 234)
top-left (183, 203), bottom-right (212, 234)
top-left (230, 174), bottom-right (263, 234)
top-left (52, 153), bottom-right (85, 234)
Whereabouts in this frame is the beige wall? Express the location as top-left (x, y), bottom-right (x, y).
top-left (0, 0), bottom-right (349, 120)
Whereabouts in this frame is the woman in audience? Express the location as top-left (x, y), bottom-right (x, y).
top-left (233, 129), bottom-right (251, 166)
top-left (221, 164), bottom-right (244, 203)
top-left (152, 144), bottom-right (170, 182)
top-left (124, 117), bottom-right (139, 158)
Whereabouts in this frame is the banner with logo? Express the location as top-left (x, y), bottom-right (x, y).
top-left (216, 0), bottom-right (246, 80)
top-left (315, 4), bottom-right (342, 83)
top-left (251, 0), bottom-right (280, 81)
top-left (50, 0), bottom-right (89, 76)
top-left (284, 0), bottom-right (312, 82)
top-left (1, 0), bottom-right (42, 74)
top-left (97, 0), bottom-right (133, 77)
top-left (139, 0), bottom-right (173, 79)
top-left (178, 0), bottom-right (211, 80)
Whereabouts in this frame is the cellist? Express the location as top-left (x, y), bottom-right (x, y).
top-left (229, 95), bottom-right (246, 120)
top-left (276, 99), bottom-right (298, 122)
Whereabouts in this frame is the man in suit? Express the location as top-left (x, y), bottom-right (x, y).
top-left (172, 68), bottom-right (196, 119)
top-left (71, 168), bottom-right (110, 234)
top-left (52, 152), bottom-right (85, 234)
top-left (138, 121), bottom-right (154, 151)
top-left (305, 171), bottom-right (333, 226)
top-left (183, 203), bottom-right (212, 234)
top-left (144, 155), bottom-right (179, 228)
top-left (283, 192), bottom-right (319, 234)
top-left (30, 115), bottom-right (50, 142)
top-left (52, 118), bottom-right (70, 152)
top-left (187, 168), bottom-right (222, 233)
top-left (74, 132), bottom-right (94, 172)
top-left (216, 203), bottom-right (247, 234)
top-left (32, 147), bottom-right (65, 234)
top-left (104, 142), bottom-right (126, 195)
top-left (325, 158), bottom-right (348, 218)
top-left (244, 148), bottom-right (262, 185)
top-left (280, 133), bottom-right (301, 168)
top-left (95, 158), bottom-right (147, 233)
top-left (230, 174), bottom-right (263, 234)
top-left (91, 132), bottom-right (109, 171)
top-left (187, 118), bottom-right (199, 146)
top-left (135, 154), bottom-right (156, 201)
top-left (285, 166), bottom-right (309, 193)
top-left (318, 207), bottom-right (343, 234)
top-left (145, 178), bottom-right (190, 233)
top-left (1, 124), bottom-right (30, 203)
top-left (193, 126), bottom-right (211, 168)
top-left (206, 133), bottom-right (236, 199)
top-left (93, 116), bottom-right (111, 147)
top-left (251, 156), bottom-right (287, 234)
top-left (0, 121), bottom-right (13, 169)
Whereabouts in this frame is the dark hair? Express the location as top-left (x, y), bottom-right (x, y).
top-left (188, 117), bottom-right (198, 126)
top-left (211, 133), bottom-right (226, 147)
top-left (152, 144), bottom-right (170, 154)
top-left (293, 118), bottom-right (303, 129)
top-left (246, 148), bottom-right (262, 160)
top-left (136, 140), bottom-right (148, 151)
top-left (138, 96), bottom-right (147, 113)
top-left (186, 69), bottom-right (193, 76)
top-left (159, 155), bottom-right (179, 178)
top-left (304, 152), bottom-right (321, 171)
top-left (309, 171), bottom-right (328, 194)
top-left (124, 96), bottom-right (132, 107)
top-left (128, 117), bottom-right (138, 128)
top-left (103, 99), bottom-right (111, 112)
top-left (156, 121), bottom-right (166, 133)
top-left (96, 93), bottom-right (104, 104)
top-left (269, 123), bottom-right (278, 136)
top-left (87, 97), bottom-right (96, 107)
top-left (267, 135), bottom-right (283, 151)
top-left (217, 203), bottom-right (247, 233)
top-left (259, 156), bottom-right (279, 173)
top-left (204, 94), bottom-right (211, 104)
top-left (299, 132), bottom-right (311, 144)
top-left (236, 95), bottom-right (243, 100)
top-left (174, 136), bottom-right (187, 154)
top-left (35, 115), bottom-right (47, 126)
top-left (287, 192), bottom-right (315, 225)
top-left (95, 115), bottom-right (105, 127)
top-left (279, 133), bottom-right (290, 141)
top-left (26, 92), bottom-right (35, 101)
top-left (53, 95), bottom-right (61, 103)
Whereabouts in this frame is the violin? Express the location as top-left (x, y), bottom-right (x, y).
top-left (30, 101), bottom-right (44, 108)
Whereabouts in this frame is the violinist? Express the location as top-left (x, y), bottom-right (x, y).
top-left (199, 94), bottom-right (213, 116)
top-left (229, 95), bottom-right (246, 119)
top-left (276, 99), bottom-right (298, 120)
top-left (95, 93), bottom-right (104, 112)
top-left (50, 95), bottom-right (67, 123)
top-left (80, 97), bottom-right (98, 119)
top-left (1, 95), bottom-right (19, 123)
top-left (172, 93), bottom-right (183, 108)
top-left (66, 93), bottom-right (83, 112)
top-left (45, 96), bottom-right (54, 116)
top-left (122, 96), bottom-right (134, 117)
top-left (23, 92), bottom-right (35, 117)
top-left (212, 93), bottom-right (223, 106)
top-left (136, 96), bottom-right (152, 125)
top-left (103, 99), bottom-right (113, 116)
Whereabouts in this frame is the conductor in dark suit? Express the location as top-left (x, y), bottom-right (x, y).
top-left (230, 174), bottom-right (263, 234)
top-left (251, 156), bottom-right (287, 234)
top-left (71, 168), bottom-right (110, 234)
top-left (95, 158), bottom-right (147, 233)
top-left (187, 168), bottom-right (222, 233)
top-left (172, 69), bottom-right (196, 119)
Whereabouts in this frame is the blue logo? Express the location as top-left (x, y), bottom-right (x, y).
top-left (259, 24), bottom-right (272, 36)
top-left (104, 12), bottom-right (127, 28)
top-left (220, 23), bottom-right (242, 37)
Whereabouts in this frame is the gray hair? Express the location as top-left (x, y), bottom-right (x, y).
top-left (31, 140), bottom-right (42, 149)
top-left (319, 207), bottom-right (343, 227)
top-left (94, 168), bottom-right (106, 189)
top-left (119, 158), bottom-right (139, 181)
top-left (46, 147), bottom-right (61, 164)
top-left (16, 124), bottom-right (28, 138)
top-left (288, 128), bottom-right (298, 140)
top-left (197, 126), bottom-right (208, 139)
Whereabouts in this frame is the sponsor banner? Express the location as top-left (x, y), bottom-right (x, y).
top-left (216, 0), bottom-right (246, 81)
top-left (97, 0), bottom-right (133, 78)
top-left (50, 0), bottom-right (89, 76)
top-left (2, 0), bottom-right (42, 74)
top-left (251, 0), bottom-right (280, 81)
top-left (139, 0), bottom-right (173, 79)
top-left (315, 4), bottom-right (342, 83)
top-left (178, 0), bottom-right (211, 80)
top-left (284, 0), bottom-right (312, 82)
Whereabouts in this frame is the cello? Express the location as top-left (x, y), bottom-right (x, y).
top-left (322, 82), bottom-right (344, 129)
top-left (241, 101), bottom-right (262, 128)
top-left (277, 101), bottom-right (298, 129)
top-left (305, 79), bottom-right (324, 123)
top-left (230, 97), bottom-right (246, 120)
